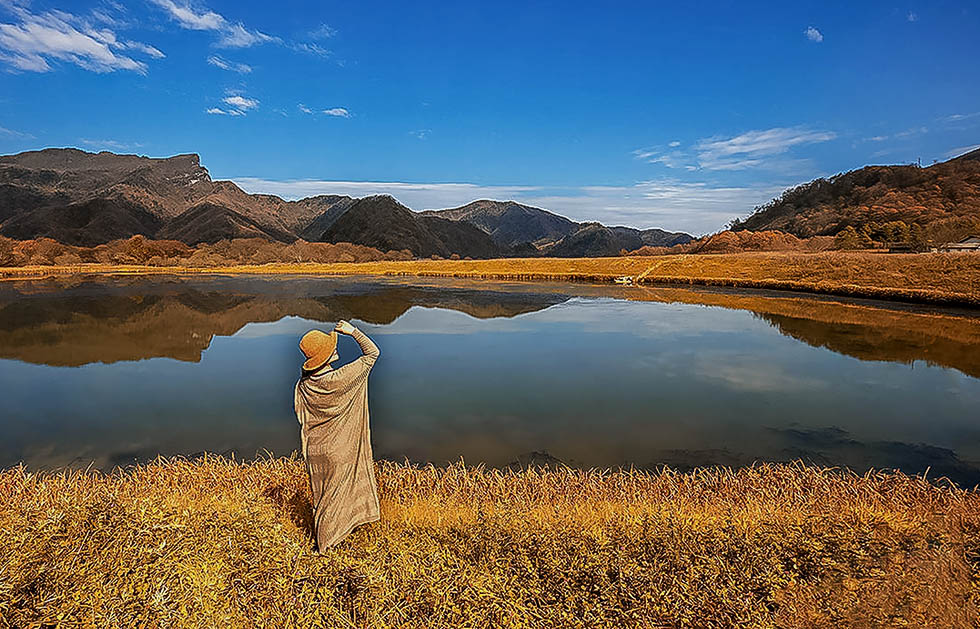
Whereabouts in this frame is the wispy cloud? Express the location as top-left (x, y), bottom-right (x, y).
top-left (309, 24), bottom-right (336, 39)
top-left (632, 144), bottom-right (690, 169)
top-left (941, 111), bottom-right (980, 123)
top-left (232, 177), bottom-right (788, 234)
top-left (637, 127), bottom-right (835, 172)
top-left (79, 138), bottom-right (144, 151)
top-left (291, 42), bottom-right (331, 57)
top-left (804, 26), bottom-right (823, 43)
top-left (907, 12), bottom-right (918, 22)
top-left (207, 54), bottom-right (250, 73)
top-left (221, 95), bottom-right (259, 112)
top-left (206, 107), bottom-right (244, 116)
top-left (694, 126), bottom-right (836, 170)
top-left (893, 126), bottom-right (928, 138)
top-left (297, 104), bottom-right (349, 117)
top-left (410, 129), bottom-right (431, 140)
top-left (861, 126), bottom-right (928, 143)
top-left (0, 124), bottom-right (34, 139)
top-left (0, 5), bottom-right (162, 73)
top-left (149, 0), bottom-right (277, 48)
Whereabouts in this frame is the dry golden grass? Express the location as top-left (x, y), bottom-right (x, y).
top-left (1, 457), bottom-right (978, 627)
top-left (2, 250), bottom-right (979, 306)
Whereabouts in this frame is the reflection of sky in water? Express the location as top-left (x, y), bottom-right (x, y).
top-left (2, 286), bottom-right (980, 486)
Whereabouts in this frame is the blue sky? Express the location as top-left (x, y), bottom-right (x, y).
top-left (0, 0), bottom-right (978, 234)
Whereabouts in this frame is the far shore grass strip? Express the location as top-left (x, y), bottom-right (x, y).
top-left (2, 251), bottom-right (979, 307)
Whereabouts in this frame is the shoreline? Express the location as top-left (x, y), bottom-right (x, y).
top-left (2, 251), bottom-right (979, 307)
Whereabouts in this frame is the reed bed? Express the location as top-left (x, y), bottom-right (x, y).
top-left (1, 457), bottom-right (978, 627)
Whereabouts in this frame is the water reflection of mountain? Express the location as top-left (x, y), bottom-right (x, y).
top-left (0, 276), bottom-right (569, 366)
top-left (3, 276), bottom-right (980, 377)
top-left (758, 313), bottom-right (980, 378)
top-left (631, 286), bottom-right (980, 379)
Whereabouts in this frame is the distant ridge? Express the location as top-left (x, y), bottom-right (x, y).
top-left (0, 148), bottom-right (691, 257)
top-left (319, 195), bottom-right (499, 258)
top-left (423, 200), bottom-right (693, 256)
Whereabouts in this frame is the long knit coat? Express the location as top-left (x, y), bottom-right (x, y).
top-left (294, 327), bottom-right (380, 550)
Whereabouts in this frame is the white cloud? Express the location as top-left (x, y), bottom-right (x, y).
top-left (231, 177), bottom-right (789, 234)
top-left (122, 41), bottom-right (164, 59)
top-left (410, 129), bottom-right (431, 139)
top-left (0, 125), bottom-right (34, 139)
top-left (292, 42), bottom-right (331, 57)
top-left (79, 138), bottom-right (143, 150)
top-left (207, 54), bottom-right (250, 73)
top-left (149, 0), bottom-right (277, 48)
top-left (222, 95), bottom-right (258, 111)
top-left (206, 107), bottom-right (243, 116)
top-left (941, 111), bottom-right (980, 123)
top-left (149, 0), bottom-right (223, 30)
top-left (0, 6), bottom-right (162, 73)
top-left (694, 126), bottom-right (836, 170)
top-left (804, 26), bottom-right (823, 43)
top-left (635, 126), bottom-right (834, 172)
top-left (632, 145), bottom-right (689, 169)
top-left (310, 24), bottom-right (336, 39)
top-left (322, 107), bottom-right (350, 118)
top-left (217, 22), bottom-right (276, 48)
top-left (860, 126), bottom-right (929, 144)
top-left (893, 126), bottom-right (928, 138)
top-left (298, 103), bottom-right (313, 114)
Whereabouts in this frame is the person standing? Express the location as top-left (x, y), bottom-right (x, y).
top-left (294, 319), bottom-right (381, 550)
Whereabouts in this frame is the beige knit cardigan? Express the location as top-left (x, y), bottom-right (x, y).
top-left (294, 327), bottom-right (380, 550)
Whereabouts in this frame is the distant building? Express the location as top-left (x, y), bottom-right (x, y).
top-left (939, 235), bottom-right (980, 253)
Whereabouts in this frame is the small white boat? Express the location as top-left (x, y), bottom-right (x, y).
top-left (613, 276), bottom-right (633, 285)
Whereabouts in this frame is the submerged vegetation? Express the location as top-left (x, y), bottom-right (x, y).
top-left (1, 457), bottom-right (977, 627)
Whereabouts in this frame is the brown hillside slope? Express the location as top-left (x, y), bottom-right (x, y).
top-left (0, 148), bottom-right (350, 243)
top-left (734, 149), bottom-right (980, 240)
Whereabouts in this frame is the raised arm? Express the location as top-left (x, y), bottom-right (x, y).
top-left (335, 320), bottom-right (379, 368)
top-left (350, 327), bottom-right (379, 367)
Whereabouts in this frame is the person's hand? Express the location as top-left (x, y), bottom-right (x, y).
top-left (334, 320), bottom-right (356, 335)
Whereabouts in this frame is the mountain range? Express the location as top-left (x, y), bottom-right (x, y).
top-left (0, 148), bottom-right (692, 258)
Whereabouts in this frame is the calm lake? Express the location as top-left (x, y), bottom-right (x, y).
top-left (2, 274), bottom-right (979, 485)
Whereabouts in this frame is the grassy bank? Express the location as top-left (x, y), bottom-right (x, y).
top-left (2, 251), bottom-right (979, 306)
top-left (1, 457), bottom-right (977, 627)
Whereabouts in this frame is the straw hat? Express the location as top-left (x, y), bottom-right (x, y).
top-left (299, 329), bottom-right (338, 372)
